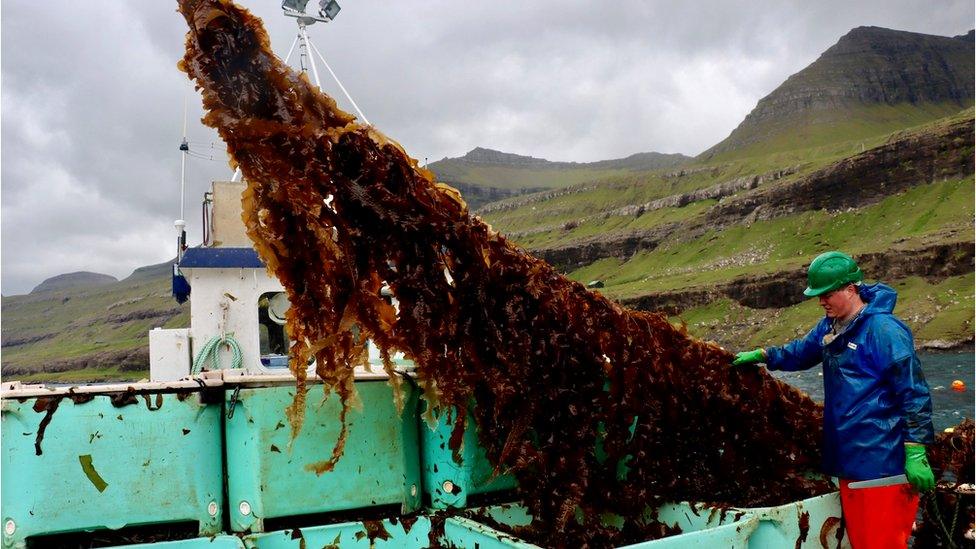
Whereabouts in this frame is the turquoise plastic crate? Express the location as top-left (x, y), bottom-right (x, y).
top-left (0, 383), bottom-right (224, 548)
top-left (224, 376), bottom-right (422, 532)
top-left (419, 402), bottom-right (518, 509)
top-left (111, 535), bottom-right (245, 548)
top-left (473, 502), bottom-right (759, 548)
top-left (627, 503), bottom-right (759, 548)
top-left (243, 518), bottom-right (431, 548)
top-left (733, 491), bottom-right (849, 549)
top-left (242, 515), bottom-right (538, 549)
top-left (443, 516), bottom-right (540, 549)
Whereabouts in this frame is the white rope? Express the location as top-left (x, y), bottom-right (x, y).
top-left (283, 34), bottom-right (300, 64)
top-left (308, 40), bottom-right (370, 125)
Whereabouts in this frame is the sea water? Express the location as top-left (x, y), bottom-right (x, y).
top-left (771, 352), bottom-right (975, 431)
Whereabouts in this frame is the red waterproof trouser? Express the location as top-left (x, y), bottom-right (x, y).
top-left (839, 479), bottom-right (919, 549)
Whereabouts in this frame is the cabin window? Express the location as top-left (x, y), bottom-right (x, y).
top-left (258, 292), bottom-right (290, 368)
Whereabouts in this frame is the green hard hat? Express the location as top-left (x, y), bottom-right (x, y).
top-left (803, 251), bottom-right (863, 297)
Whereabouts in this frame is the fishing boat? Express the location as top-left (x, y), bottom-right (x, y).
top-left (0, 2), bottom-right (850, 547)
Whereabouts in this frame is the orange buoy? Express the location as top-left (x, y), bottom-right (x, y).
top-left (951, 380), bottom-right (965, 392)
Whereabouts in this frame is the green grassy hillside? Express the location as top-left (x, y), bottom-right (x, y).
top-left (705, 101), bottom-right (970, 163)
top-left (564, 176), bottom-right (972, 297)
top-left (1, 268), bottom-right (188, 382)
top-left (485, 108), bottom-right (973, 250)
top-left (483, 108), bottom-right (974, 350)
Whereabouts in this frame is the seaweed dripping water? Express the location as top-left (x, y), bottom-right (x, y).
top-left (177, 1), bottom-right (834, 545)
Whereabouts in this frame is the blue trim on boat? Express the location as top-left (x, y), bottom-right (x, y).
top-left (179, 247), bottom-right (265, 269)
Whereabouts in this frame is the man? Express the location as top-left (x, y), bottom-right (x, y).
top-left (733, 251), bottom-right (935, 549)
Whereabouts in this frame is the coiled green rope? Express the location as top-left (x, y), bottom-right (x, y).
top-left (192, 334), bottom-right (243, 373)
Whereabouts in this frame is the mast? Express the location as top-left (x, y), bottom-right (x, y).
top-left (176, 91), bottom-right (189, 261)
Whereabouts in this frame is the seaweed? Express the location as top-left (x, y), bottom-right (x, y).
top-left (176, 1), bottom-right (834, 545)
top-left (32, 396), bottom-right (63, 456)
top-left (358, 520), bottom-right (392, 544)
top-left (916, 419), bottom-right (975, 548)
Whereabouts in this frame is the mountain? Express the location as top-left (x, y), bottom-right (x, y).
top-left (444, 147), bottom-right (692, 172)
top-left (31, 271), bottom-right (117, 294)
top-left (702, 27), bottom-right (974, 159)
top-left (428, 147), bottom-right (691, 209)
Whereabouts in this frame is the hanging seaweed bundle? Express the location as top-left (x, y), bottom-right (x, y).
top-left (177, 1), bottom-right (832, 544)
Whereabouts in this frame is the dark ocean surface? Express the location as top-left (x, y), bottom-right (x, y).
top-left (771, 351), bottom-right (975, 432)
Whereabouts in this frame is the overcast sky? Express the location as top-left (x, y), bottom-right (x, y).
top-left (1, 1), bottom-right (972, 295)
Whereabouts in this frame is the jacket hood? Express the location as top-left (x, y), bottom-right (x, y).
top-left (858, 282), bottom-right (897, 315)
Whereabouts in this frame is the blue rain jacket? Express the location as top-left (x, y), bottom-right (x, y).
top-left (764, 283), bottom-right (934, 480)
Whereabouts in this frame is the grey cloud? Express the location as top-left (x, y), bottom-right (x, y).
top-left (2, 0), bottom-right (973, 295)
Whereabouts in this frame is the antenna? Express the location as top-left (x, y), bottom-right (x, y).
top-left (171, 89), bottom-right (192, 305)
top-left (176, 90), bottom-right (189, 261)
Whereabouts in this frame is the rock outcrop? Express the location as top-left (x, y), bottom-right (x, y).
top-left (477, 183), bottom-right (603, 215)
top-left (536, 117), bottom-right (974, 269)
top-left (702, 118), bottom-right (974, 226)
top-left (611, 166), bottom-right (798, 217)
top-left (622, 241), bottom-right (975, 315)
top-left (496, 166), bottom-right (799, 241)
top-left (0, 347), bottom-right (150, 376)
top-left (446, 180), bottom-right (548, 210)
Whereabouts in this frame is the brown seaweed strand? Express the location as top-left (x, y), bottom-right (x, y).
top-left (177, 1), bottom-right (833, 545)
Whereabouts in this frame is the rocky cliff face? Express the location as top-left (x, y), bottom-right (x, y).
top-left (445, 180), bottom-right (548, 210)
top-left (702, 117), bottom-right (974, 224)
top-left (477, 182), bottom-right (604, 215)
top-left (610, 166), bottom-right (798, 217)
top-left (537, 117), bottom-right (974, 269)
top-left (769, 27), bottom-right (972, 112)
top-left (704, 27), bottom-right (974, 156)
top-left (622, 242), bottom-right (974, 315)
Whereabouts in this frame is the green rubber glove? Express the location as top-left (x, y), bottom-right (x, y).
top-left (732, 348), bottom-right (765, 366)
top-left (905, 444), bottom-right (935, 492)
